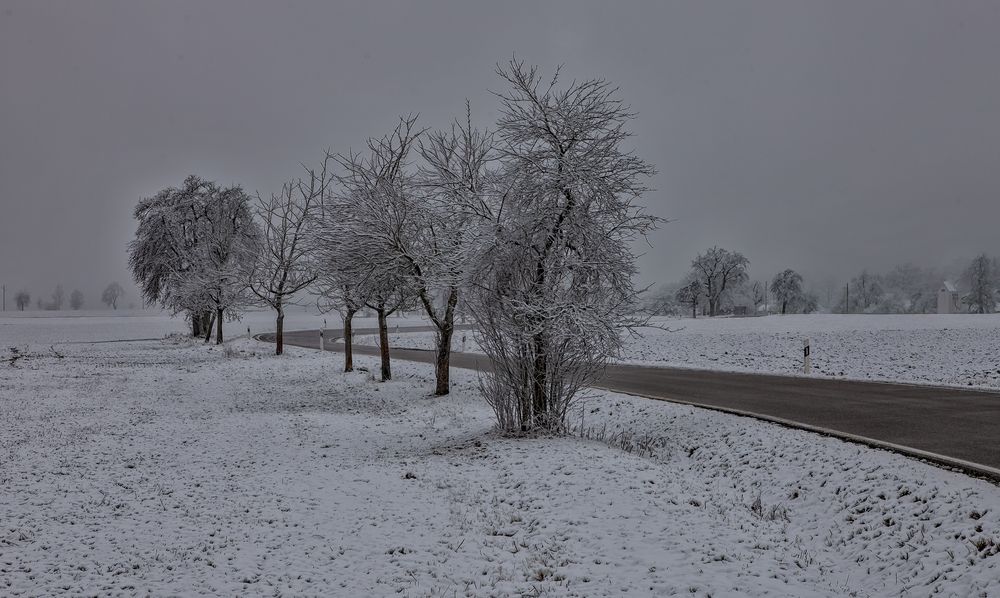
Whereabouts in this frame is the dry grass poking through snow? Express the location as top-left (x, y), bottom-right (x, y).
top-left (0, 332), bottom-right (999, 596)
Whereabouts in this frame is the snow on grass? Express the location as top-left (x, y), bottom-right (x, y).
top-left (0, 309), bottom-right (427, 346)
top-left (366, 314), bottom-right (1000, 390)
top-left (1, 316), bottom-right (999, 596)
top-left (627, 313), bottom-right (1000, 389)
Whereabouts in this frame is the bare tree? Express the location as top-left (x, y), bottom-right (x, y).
top-left (411, 106), bottom-right (495, 394)
top-left (248, 160), bottom-right (328, 355)
top-left (469, 59), bottom-right (657, 432)
top-left (770, 269), bottom-right (804, 314)
top-left (14, 290), bottom-right (30, 311)
top-left (327, 118), bottom-right (424, 382)
top-left (102, 282), bottom-right (124, 309)
top-left (675, 276), bottom-right (703, 318)
top-left (69, 289), bottom-right (84, 310)
top-left (50, 285), bottom-right (65, 310)
top-left (750, 280), bottom-right (767, 313)
top-left (963, 253), bottom-right (996, 314)
top-left (690, 247), bottom-right (750, 316)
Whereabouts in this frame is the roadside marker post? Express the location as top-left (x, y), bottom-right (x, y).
top-left (320, 327), bottom-right (325, 352)
top-left (247, 327), bottom-right (251, 339)
top-left (803, 338), bottom-right (811, 374)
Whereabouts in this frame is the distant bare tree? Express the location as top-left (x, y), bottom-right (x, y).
top-left (248, 159), bottom-right (328, 355)
top-left (750, 280), bottom-right (767, 313)
top-left (675, 276), bottom-right (703, 318)
top-left (69, 289), bottom-right (84, 310)
top-left (690, 247), bottom-right (750, 316)
top-left (102, 282), bottom-right (124, 309)
top-left (770, 269), bottom-right (804, 314)
top-left (50, 285), bottom-right (65, 310)
top-left (963, 253), bottom-right (996, 314)
top-left (14, 290), bottom-right (30, 311)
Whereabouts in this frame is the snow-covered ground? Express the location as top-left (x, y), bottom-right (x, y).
top-left (0, 308), bottom-right (426, 346)
top-left (1, 315), bottom-right (999, 595)
top-left (363, 314), bottom-right (1000, 390)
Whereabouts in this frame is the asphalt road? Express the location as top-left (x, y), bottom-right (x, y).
top-left (262, 326), bottom-right (1000, 478)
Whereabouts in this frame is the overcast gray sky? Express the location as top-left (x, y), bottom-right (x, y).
top-left (2, 0), bottom-right (999, 307)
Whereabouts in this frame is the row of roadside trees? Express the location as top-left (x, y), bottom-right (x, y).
top-left (128, 60), bottom-right (658, 433)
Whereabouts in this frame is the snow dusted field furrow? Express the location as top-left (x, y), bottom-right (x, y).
top-left (368, 314), bottom-right (1000, 390)
top-left (1, 316), bottom-right (999, 596)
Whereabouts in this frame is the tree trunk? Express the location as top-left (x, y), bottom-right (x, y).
top-left (275, 306), bottom-right (284, 356)
top-left (691, 302), bottom-right (697, 318)
top-left (781, 301), bottom-right (787, 315)
top-left (531, 332), bottom-right (548, 429)
top-left (215, 307), bottom-right (224, 344)
top-left (204, 312), bottom-right (215, 343)
top-left (376, 307), bottom-right (391, 381)
top-left (433, 322), bottom-right (454, 396)
top-left (192, 313), bottom-right (201, 337)
top-left (709, 300), bottom-right (718, 317)
top-left (343, 309), bottom-right (356, 372)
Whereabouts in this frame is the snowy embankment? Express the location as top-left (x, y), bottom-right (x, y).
top-left (364, 314), bottom-right (1000, 390)
top-left (1, 316), bottom-right (999, 596)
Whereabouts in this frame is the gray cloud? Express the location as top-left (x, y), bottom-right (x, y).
top-left (2, 0), bottom-right (999, 305)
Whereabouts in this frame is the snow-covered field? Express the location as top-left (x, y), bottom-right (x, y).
top-left (365, 314), bottom-right (1000, 390)
top-left (2, 315), bottom-right (1000, 595)
top-left (0, 308), bottom-right (426, 346)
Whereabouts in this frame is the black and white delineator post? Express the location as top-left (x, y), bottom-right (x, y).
top-left (803, 338), bottom-right (811, 374)
top-left (319, 327), bottom-right (325, 352)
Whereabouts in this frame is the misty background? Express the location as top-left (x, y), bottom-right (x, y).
top-left (2, 0), bottom-right (999, 309)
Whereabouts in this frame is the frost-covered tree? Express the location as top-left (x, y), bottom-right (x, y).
top-left (690, 247), bottom-right (749, 316)
top-left (321, 118), bottom-right (425, 381)
top-left (129, 175), bottom-right (258, 342)
top-left (963, 253), bottom-right (996, 314)
top-left (102, 282), bottom-right (123, 310)
top-left (248, 161), bottom-right (328, 355)
top-left (69, 289), bottom-right (84, 310)
top-left (468, 59), bottom-right (657, 432)
top-left (675, 276), bottom-right (703, 318)
top-left (882, 263), bottom-right (938, 313)
top-left (413, 107), bottom-right (495, 394)
top-left (50, 285), bottom-right (65, 310)
top-left (838, 269), bottom-right (884, 313)
top-left (770, 269), bottom-right (803, 314)
top-left (14, 290), bottom-right (29, 311)
top-left (750, 280), bottom-right (767, 313)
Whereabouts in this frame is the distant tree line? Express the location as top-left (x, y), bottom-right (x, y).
top-left (647, 251), bottom-right (998, 316)
top-left (4, 282), bottom-right (125, 311)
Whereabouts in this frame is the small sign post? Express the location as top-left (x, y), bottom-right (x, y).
top-left (803, 338), bottom-right (811, 374)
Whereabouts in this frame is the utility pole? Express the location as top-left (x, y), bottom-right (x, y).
top-left (844, 283), bottom-right (849, 314)
top-left (2, 284), bottom-right (5, 311)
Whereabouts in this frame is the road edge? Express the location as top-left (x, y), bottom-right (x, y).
top-left (593, 383), bottom-right (1000, 485)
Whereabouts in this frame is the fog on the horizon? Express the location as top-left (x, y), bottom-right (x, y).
top-left (2, 0), bottom-right (999, 307)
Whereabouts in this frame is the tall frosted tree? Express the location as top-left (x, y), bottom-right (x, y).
top-left (964, 253), bottom-right (996, 314)
top-left (690, 247), bottom-right (749, 316)
top-left (770, 269), bottom-right (803, 314)
top-left (469, 60), bottom-right (657, 432)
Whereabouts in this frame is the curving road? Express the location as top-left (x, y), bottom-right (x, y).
top-left (260, 326), bottom-right (1000, 480)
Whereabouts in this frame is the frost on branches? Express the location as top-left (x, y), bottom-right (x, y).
top-left (128, 175), bottom-right (259, 344)
top-left (470, 60), bottom-right (657, 433)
